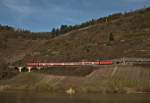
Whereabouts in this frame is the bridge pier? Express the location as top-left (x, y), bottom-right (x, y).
top-left (27, 67), bottom-right (32, 72)
top-left (18, 67), bottom-right (23, 72)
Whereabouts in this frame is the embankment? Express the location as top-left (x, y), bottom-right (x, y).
top-left (0, 65), bottom-right (150, 94)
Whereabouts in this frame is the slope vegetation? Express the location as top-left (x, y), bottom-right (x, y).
top-left (22, 8), bottom-right (150, 63)
top-left (1, 65), bottom-right (150, 93)
top-left (0, 29), bottom-right (52, 79)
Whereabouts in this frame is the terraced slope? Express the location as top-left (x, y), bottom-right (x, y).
top-left (1, 65), bottom-right (150, 93)
top-left (0, 30), bottom-right (51, 79)
top-left (22, 8), bottom-right (150, 63)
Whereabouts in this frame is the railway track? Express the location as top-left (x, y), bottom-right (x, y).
top-left (9, 58), bottom-right (150, 72)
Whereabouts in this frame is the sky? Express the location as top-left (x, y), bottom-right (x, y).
top-left (0, 0), bottom-right (150, 32)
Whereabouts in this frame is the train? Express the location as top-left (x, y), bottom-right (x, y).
top-left (26, 61), bottom-right (113, 68)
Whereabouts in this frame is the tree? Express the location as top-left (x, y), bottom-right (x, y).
top-left (51, 28), bottom-right (56, 34)
top-left (55, 28), bottom-right (60, 36)
top-left (60, 25), bottom-right (68, 33)
top-left (51, 28), bottom-right (57, 37)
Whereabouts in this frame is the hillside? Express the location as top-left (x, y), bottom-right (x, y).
top-left (22, 7), bottom-right (150, 63)
top-left (0, 7), bottom-right (150, 80)
top-left (0, 7), bottom-right (150, 94)
top-left (0, 28), bottom-right (52, 79)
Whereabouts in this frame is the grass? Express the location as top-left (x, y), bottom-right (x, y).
top-left (1, 65), bottom-right (150, 94)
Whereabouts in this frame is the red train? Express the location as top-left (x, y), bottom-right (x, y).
top-left (95, 61), bottom-right (113, 65)
top-left (26, 61), bottom-right (113, 68)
